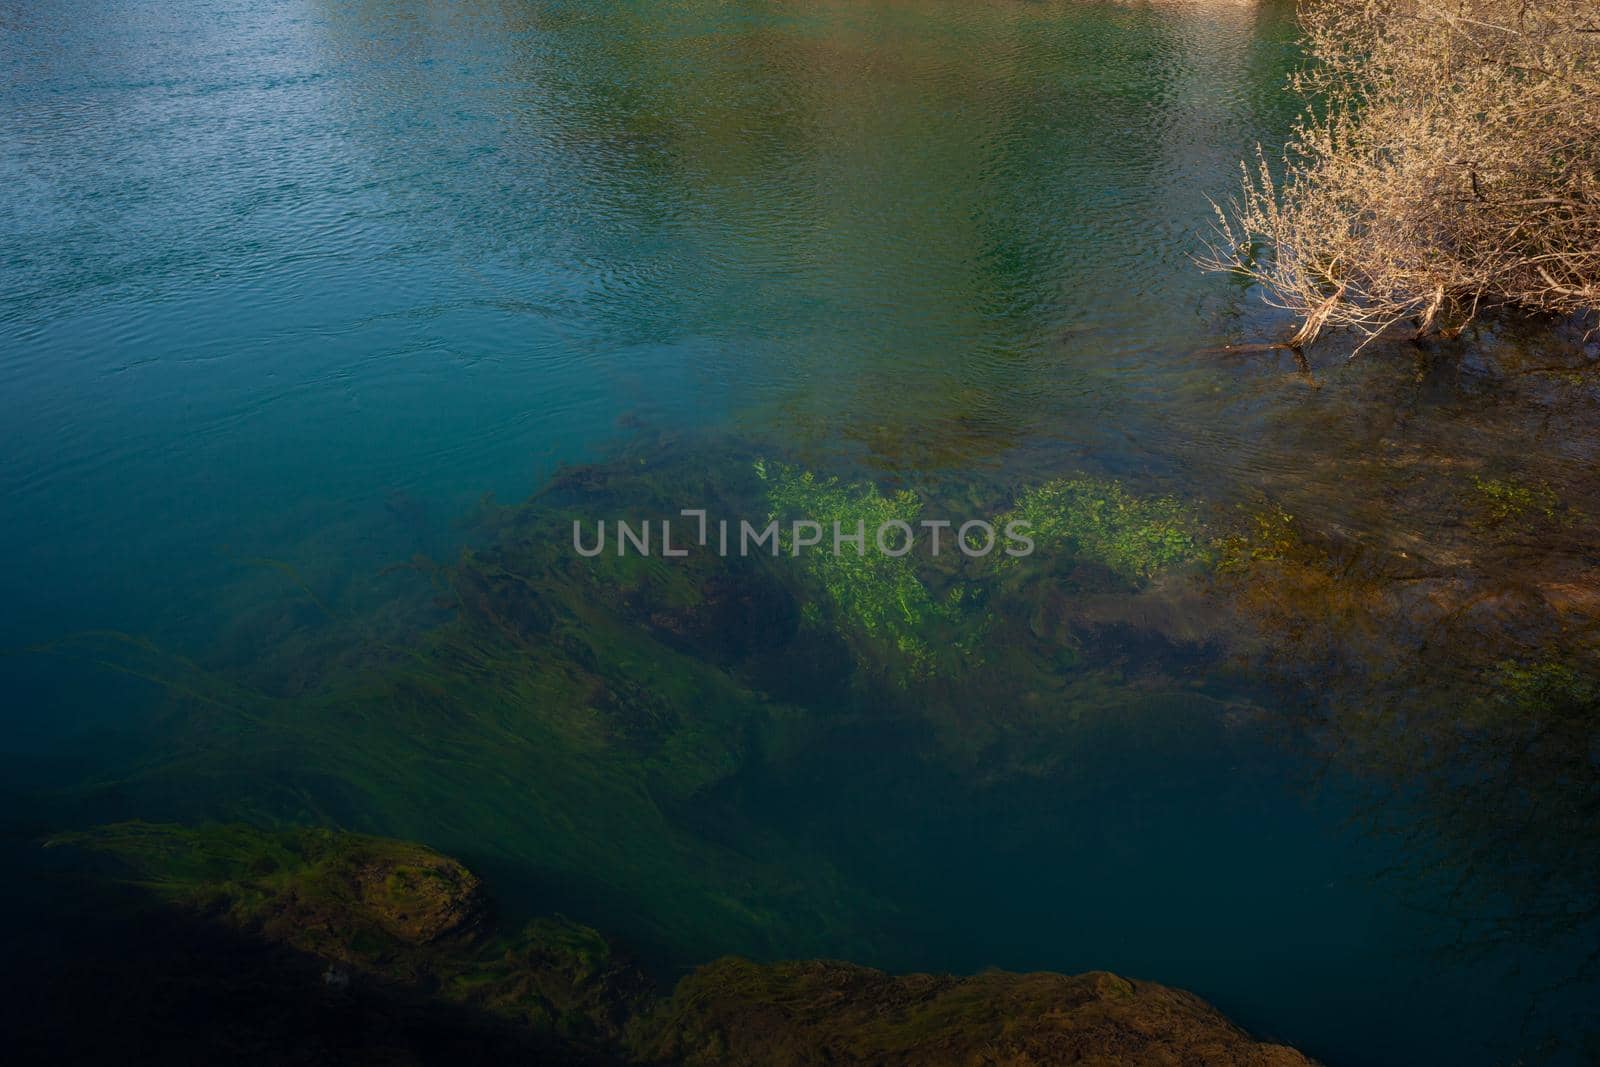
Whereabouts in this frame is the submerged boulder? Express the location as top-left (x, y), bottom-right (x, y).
top-left (633, 957), bottom-right (1315, 1067)
top-left (47, 822), bottom-right (1316, 1066)
top-left (53, 822), bottom-right (488, 968)
top-left (49, 822), bottom-right (652, 1054)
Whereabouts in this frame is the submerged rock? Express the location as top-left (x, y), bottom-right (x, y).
top-left (51, 822), bottom-right (653, 1054)
top-left (633, 957), bottom-right (1315, 1067)
top-left (53, 822), bottom-right (488, 965)
top-left (46, 822), bottom-right (1316, 1066)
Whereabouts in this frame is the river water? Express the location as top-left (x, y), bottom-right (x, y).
top-left (4, 1), bottom-right (1598, 1063)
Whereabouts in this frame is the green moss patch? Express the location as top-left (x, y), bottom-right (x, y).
top-left (998, 477), bottom-right (1205, 583)
top-left (757, 459), bottom-right (958, 676)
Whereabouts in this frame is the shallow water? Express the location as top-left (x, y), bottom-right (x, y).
top-left (4, 1), bottom-right (1599, 1063)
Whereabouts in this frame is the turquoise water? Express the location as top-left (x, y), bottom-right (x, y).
top-left (1, 0), bottom-right (1296, 655)
top-left (4, 1), bottom-right (1599, 1063)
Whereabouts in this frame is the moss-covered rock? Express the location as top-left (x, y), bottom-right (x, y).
top-left (45, 824), bottom-right (1317, 1066)
top-left (52, 822), bottom-right (652, 1054)
top-left (54, 823), bottom-right (486, 962)
top-left (631, 957), bottom-right (1315, 1066)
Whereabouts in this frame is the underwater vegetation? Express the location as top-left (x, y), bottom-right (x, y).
top-left (1214, 507), bottom-right (1306, 573)
top-left (1468, 474), bottom-right (1564, 529)
top-left (24, 432), bottom-right (1600, 1060)
top-left (53, 822), bottom-right (651, 1054)
top-left (34, 446), bottom-right (1241, 965)
top-left (42, 821), bottom-right (1315, 1067)
top-left (55, 821), bottom-right (488, 948)
top-left (1487, 658), bottom-right (1598, 711)
top-left (753, 459), bottom-right (1210, 681)
top-left (996, 477), bottom-right (1207, 583)
top-left (756, 459), bottom-right (973, 679)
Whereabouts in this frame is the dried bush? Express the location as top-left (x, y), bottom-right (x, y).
top-left (1207, 0), bottom-right (1600, 349)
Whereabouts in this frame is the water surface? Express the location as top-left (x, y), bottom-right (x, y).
top-left (4, 2), bottom-right (1598, 1064)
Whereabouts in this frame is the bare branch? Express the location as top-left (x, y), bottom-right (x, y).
top-left (1203, 0), bottom-right (1600, 346)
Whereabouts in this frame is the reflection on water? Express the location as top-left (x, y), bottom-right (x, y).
top-left (0, 0), bottom-right (1300, 647)
top-left (3, 1), bottom-right (1599, 1065)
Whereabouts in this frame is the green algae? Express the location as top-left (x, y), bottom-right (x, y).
top-left (1486, 659), bottom-right (1597, 713)
top-left (756, 459), bottom-right (961, 678)
top-left (1469, 475), bottom-right (1562, 526)
top-left (452, 914), bottom-right (652, 1042)
top-left (59, 450), bottom-right (1243, 977)
top-left (59, 442), bottom-right (1597, 1021)
top-left (53, 822), bottom-right (486, 952)
top-left (31, 434), bottom-right (1600, 1062)
top-left (996, 477), bottom-right (1206, 583)
top-left (44, 454), bottom-right (1232, 956)
top-left (64, 529), bottom-right (876, 969)
top-left (1214, 506), bottom-right (1313, 572)
top-left (53, 822), bottom-right (653, 1052)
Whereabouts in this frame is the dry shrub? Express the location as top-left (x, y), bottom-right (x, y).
top-left (1207, 0), bottom-right (1600, 349)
